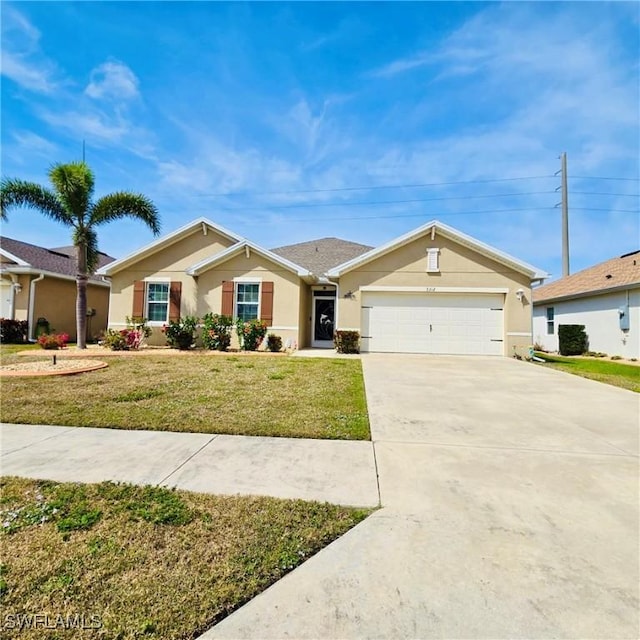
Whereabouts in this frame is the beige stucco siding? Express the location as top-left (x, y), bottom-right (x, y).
top-left (32, 277), bottom-right (109, 341)
top-left (336, 234), bottom-right (534, 355)
top-left (108, 236), bottom-right (303, 348)
top-left (196, 252), bottom-right (302, 349)
top-left (107, 228), bottom-right (236, 332)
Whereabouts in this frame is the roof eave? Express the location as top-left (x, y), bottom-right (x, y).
top-left (186, 241), bottom-right (312, 278)
top-left (0, 265), bottom-right (110, 287)
top-left (533, 281), bottom-right (640, 305)
top-left (97, 217), bottom-right (245, 276)
top-left (328, 220), bottom-right (548, 280)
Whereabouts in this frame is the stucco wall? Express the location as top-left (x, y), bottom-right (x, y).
top-left (32, 277), bottom-right (109, 342)
top-left (108, 230), bottom-right (303, 349)
top-left (335, 233), bottom-right (534, 356)
top-left (533, 288), bottom-right (639, 359)
top-left (108, 228), bottom-right (236, 334)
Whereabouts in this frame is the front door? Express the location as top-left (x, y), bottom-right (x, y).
top-left (312, 296), bottom-right (335, 348)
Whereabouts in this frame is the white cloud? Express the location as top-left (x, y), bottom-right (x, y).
top-left (0, 7), bottom-right (59, 93)
top-left (85, 60), bottom-right (140, 101)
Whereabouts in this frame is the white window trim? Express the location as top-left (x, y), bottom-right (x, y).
top-left (146, 281), bottom-right (170, 325)
top-left (546, 307), bottom-right (555, 335)
top-left (234, 281), bottom-right (261, 322)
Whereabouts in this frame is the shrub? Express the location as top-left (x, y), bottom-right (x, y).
top-left (558, 324), bottom-right (588, 356)
top-left (163, 316), bottom-right (198, 350)
top-left (334, 330), bottom-right (360, 354)
top-left (37, 333), bottom-right (69, 350)
top-left (0, 319), bottom-right (29, 344)
top-left (611, 355), bottom-right (623, 360)
top-left (236, 319), bottom-right (268, 351)
top-left (102, 318), bottom-right (150, 351)
top-left (202, 313), bottom-right (233, 351)
top-left (266, 333), bottom-right (283, 352)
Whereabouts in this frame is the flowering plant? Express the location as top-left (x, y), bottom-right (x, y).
top-left (163, 316), bottom-right (198, 350)
top-left (37, 333), bottom-right (69, 350)
top-left (202, 313), bottom-right (233, 351)
top-left (235, 319), bottom-right (268, 351)
top-left (101, 318), bottom-right (150, 351)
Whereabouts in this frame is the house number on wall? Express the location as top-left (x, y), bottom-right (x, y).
top-left (425, 287), bottom-right (436, 292)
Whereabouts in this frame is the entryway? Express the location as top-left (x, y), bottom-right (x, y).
top-left (311, 289), bottom-right (336, 348)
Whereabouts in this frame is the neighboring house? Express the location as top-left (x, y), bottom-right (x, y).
top-left (0, 237), bottom-right (114, 342)
top-left (532, 250), bottom-right (640, 359)
top-left (98, 217), bottom-right (548, 356)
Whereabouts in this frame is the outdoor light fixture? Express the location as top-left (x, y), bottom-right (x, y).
top-left (515, 288), bottom-right (525, 301)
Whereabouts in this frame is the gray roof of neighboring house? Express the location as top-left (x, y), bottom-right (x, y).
top-left (271, 237), bottom-right (373, 276)
top-left (0, 237), bottom-right (115, 282)
top-left (532, 249), bottom-right (640, 303)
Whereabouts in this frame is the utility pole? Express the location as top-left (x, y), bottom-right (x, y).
top-left (559, 152), bottom-right (570, 276)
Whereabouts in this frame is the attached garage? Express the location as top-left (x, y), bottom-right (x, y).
top-left (361, 290), bottom-right (505, 355)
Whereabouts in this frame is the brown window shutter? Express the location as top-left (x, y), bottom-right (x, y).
top-left (169, 282), bottom-right (182, 321)
top-left (221, 281), bottom-right (234, 316)
top-left (260, 281), bottom-right (274, 325)
top-left (132, 281), bottom-right (145, 318)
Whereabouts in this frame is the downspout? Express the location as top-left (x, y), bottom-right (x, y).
top-left (28, 273), bottom-right (45, 342)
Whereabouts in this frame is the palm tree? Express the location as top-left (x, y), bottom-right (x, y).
top-left (1, 161), bottom-right (160, 348)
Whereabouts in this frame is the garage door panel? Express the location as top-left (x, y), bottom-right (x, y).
top-left (361, 293), bottom-right (504, 355)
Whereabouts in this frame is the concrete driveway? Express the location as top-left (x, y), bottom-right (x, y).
top-left (207, 355), bottom-right (639, 639)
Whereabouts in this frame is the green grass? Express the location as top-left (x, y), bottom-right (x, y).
top-left (0, 351), bottom-right (370, 440)
top-left (534, 352), bottom-right (640, 392)
top-left (0, 477), bottom-right (370, 640)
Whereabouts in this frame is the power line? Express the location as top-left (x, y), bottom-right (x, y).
top-left (572, 175), bottom-right (640, 182)
top-left (216, 191), bottom-right (556, 212)
top-left (276, 207), bottom-right (556, 223)
top-left (572, 191), bottom-right (640, 198)
top-left (572, 207), bottom-right (640, 213)
top-left (195, 175), bottom-right (556, 198)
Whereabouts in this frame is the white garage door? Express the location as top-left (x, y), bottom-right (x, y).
top-left (361, 292), bottom-right (504, 355)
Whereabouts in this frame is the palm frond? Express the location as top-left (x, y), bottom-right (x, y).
top-left (89, 192), bottom-right (160, 235)
top-left (48, 162), bottom-right (95, 222)
top-left (0, 178), bottom-right (68, 222)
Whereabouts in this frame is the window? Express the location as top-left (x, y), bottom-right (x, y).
top-left (426, 248), bottom-right (440, 273)
top-left (147, 283), bottom-right (169, 322)
top-left (546, 307), bottom-right (555, 335)
top-left (236, 283), bottom-right (260, 321)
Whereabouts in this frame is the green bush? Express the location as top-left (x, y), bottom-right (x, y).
top-left (236, 319), bottom-right (268, 351)
top-left (558, 324), bottom-right (588, 356)
top-left (163, 316), bottom-right (198, 350)
top-left (266, 333), bottom-right (283, 352)
top-left (0, 319), bottom-right (28, 344)
top-left (202, 313), bottom-right (233, 351)
top-left (334, 330), bottom-right (360, 354)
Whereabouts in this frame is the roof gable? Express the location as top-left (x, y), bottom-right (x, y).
top-left (271, 237), bottom-right (373, 276)
top-left (533, 250), bottom-right (640, 303)
top-left (186, 240), bottom-right (312, 278)
top-left (97, 217), bottom-right (243, 276)
top-left (326, 220), bottom-right (548, 280)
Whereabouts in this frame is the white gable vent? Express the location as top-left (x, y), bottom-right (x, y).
top-left (426, 248), bottom-right (440, 272)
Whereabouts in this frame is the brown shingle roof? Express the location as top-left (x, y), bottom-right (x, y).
top-left (0, 237), bottom-right (115, 282)
top-left (532, 250), bottom-right (640, 303)
top-left (271, 237), bottom-right (373, 276)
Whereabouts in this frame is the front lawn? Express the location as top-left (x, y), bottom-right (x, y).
top-left (0, 352), bottom-right (370, 440)
top-left (534, 352), bottom-right (640, 392)
top-left (1, 477), bottom-right (370, 640)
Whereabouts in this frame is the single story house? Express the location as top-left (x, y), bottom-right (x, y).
top-left (0, 237), bottom-right (114, 342)
top-left (532, 250), bottom-right (640, 359)
top-left (97, 217), bottom-right (548, 356)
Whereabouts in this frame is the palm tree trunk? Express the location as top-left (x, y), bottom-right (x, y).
top-left (76, 243), bottom-right (88, 349)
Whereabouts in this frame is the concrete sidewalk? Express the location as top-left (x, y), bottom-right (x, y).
top-left (0, 424), bottom-right (379, 507)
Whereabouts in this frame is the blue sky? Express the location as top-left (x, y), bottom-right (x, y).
top-left (2, 1), bottom-right (638, 280)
